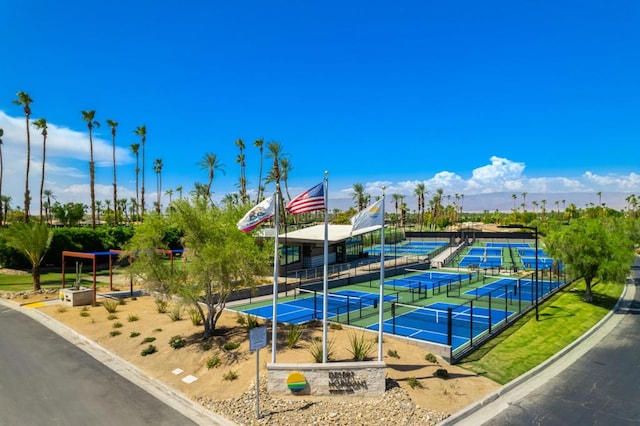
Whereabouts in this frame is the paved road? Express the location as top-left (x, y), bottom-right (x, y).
top-left (0, 301), bottom-right (234, 426)
top-left (446, 256), bottom-right (640, 425)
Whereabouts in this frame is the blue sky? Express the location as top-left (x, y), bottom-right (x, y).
top-left (1, 1), bottom-right (638, 212)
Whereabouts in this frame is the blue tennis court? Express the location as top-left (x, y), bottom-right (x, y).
top-left (467, 247), bottom-right (503, 257)
top-left (486, 242), bottom-right (531, 248)
top-left (459, 255), bottom-right (503, 268)
top-left (367, 301), bottom-right (514, 351)
top-left (240, 289), bottom-right (398, 325)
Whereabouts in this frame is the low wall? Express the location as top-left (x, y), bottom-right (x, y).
top-left (267, 361), bottom-right (386, 397)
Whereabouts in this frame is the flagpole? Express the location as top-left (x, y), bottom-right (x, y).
top-left (271, 186), bottom-right (280, 363)
top-left (322, 171), bottom-right (329, 363)
top-left (378, 188), bottom-right (386, 361)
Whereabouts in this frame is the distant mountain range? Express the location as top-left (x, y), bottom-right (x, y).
top-left (328, 192), bottom-right (634, 213)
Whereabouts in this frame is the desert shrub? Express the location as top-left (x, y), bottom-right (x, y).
top-left (102, 298), bottom-right (119, 314)
top-left (130, 332), bottom-right (141, 338)
top-left (109, 330), bottom-right (122, 337)
top-left (222, 371), bottom-right (238, 381)
top-left (107, 314), bottom-right (118, 320)
top-left (127, 314), bottom-right (139, 322)
top-left (407, 377), bottom-right (423, 389)
top-left (329, 323), bottom-right (342, 330)
top-left (425, 353), bottom-right (438, 363)
top-left (141, 345), bottom-right (157, 356)
top-left (56, 306), bottom-right (68, 314)
top-left (201, 341), bottom-right (213, 351)
top-left (286, 324), bottom-right (304, 349)
top-left (223, 342), bottom-right (240, 351)
top-left (308, 339), bottom-right (335, 363)
top-left (434, 368), bottom-right (449, 378)
top-left (118, 298), bottom-right (126, 306)
top-left (167, 304), bottom-right (183, 321)
top-left (79, 310), bottom-right (90, 317)
top-left (169, 335), bottom-right (187, 349)
top-left (112, 322), bottom-right (123, 329)
top-left (347, 332), bottom-right (374, 361)
top-left (155, 297), bottom-right (169, 313)
top-left (141, 336), bottom-right (156, 345)
top-left (387, 349), bottom-right (399, 359)
top-left (153, 328), bottom-right (162, 333)
top-left (206, 357), bottom-right (221, 369)
top-left (188, 308), bottom-right (203, 326)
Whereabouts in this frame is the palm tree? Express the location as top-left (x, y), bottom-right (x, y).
top-left (133, 125), bottom-right (147, 218)
top-left (254, 138), bottom-right (264, 202)
top-left (521, 192), bottom-right (527, 213)
top-left (106, 119), bottom-right (119, 225)
top-left (32, 118), bottom-right (47, 223)
top-left (165, 189), bottom-right (174, 205)
top-left (13, 91), bottom-right (34, 222)
top-left (96, 200), bottom-right (103, 221)
top-left (414, 182), bottom-right (426, 231)
top-left (3, 222), bottom-right (53, 291)
top-left (279, 157), bottom-right (293, 202)
top-left (265, 141), bottom-right (287, 224)
top-left (235, 138), bottom-right (248, 204)
top-left (197, 152), bottom-right (225, 203)
top-left (153, 158), bottom-right (163, 212)
top-left (176, 185), bottom-right (183, 199)
top-left (392, 193), bottom-right (402, 224)
top-left (351, 183), bottom-right (366, 211)
top-left (81, 110), bottom-right (100, 229)
top-left (43, 189), bottom-right (54, 224)
top-left (596, 191), bottom-right (603, 207)
top-left (1, 195), bottom-right (11, 225)
top-left (130, 143), bottom-right (140, 219)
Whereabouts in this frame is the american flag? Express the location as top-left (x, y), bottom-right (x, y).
top-left (286, 182), bottom-right (326, 214)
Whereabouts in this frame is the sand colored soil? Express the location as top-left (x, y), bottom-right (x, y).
top-left (33, 289), bottom-right (500, 416)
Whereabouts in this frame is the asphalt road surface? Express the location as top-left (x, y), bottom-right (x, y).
top-left (0, 302), bottom-right (232, 426)
top-left (449, 256), bottom-right (640, 426)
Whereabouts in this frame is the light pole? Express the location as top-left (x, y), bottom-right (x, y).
top-left (499, 224), bottom-right (539, 321)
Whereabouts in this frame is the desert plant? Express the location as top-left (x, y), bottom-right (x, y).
top-left (141, 336), bottom-right (156, 344)
top-left (188, 307), bottom-right (203, 326)
top-left (118, 298), bottom-right (126, 305)
top-left (308, 338), bottom-right (335, 363)
top-left (127, 314), bottom-right (139, 322)
top-left (201, 341), bottom-right (213, 351)
top-left (130, 331), bottom-right (141, 338)
top-left (107, 314), bottom-right (118, 320)
top-left (407, 377), bottom-right (423, 389)
top-left (102, 298), bottom-right (119, 313)
top-left (169, 335), bottom-right (187, 349)
top-left (112, 322), bottom-right (123, 329)
top-left (79, 310), bottom-right (90, 317)
top-left (109, 330), bottom-right (122, 337)
top-left (347, 332), bottom-right (375, 361)
top-left (425, 353), bottom-right (438, 363)
top-left (56, 306), bottom-right (68, 314)
top-left (434, 368), bottom-right (449, 378)
top-left (286, 324), bottom-right (304, 349)
top-left (167, 303), bottom-right (183, 321)
top-left (206, 356), bottom-right (221, 369)
top-left (222, 370), bottom-right (238, 381)
top-left (141, 345), bottom-right (157, 356)
top-left (329, 323), bottom-right (342, 330)
top-left (155, 297), bottom-right (169, 313)
top-left (387, 349), bottom-right (399, 359)
top-left (223, 342), bottom-right (240, 351)
top-left (153, 328), bottom-right (162, 333)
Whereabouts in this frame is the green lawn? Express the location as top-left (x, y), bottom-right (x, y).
top-left (458, 278), bottom-right (624, 384)
top-left (0, 270), bottom-right (115, 292)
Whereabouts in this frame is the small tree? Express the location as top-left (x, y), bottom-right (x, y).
top-left (546, 218), bottom-right (634, 302)
top-left (3, 223), bottom-right (53, 291)
top-left (125, 199), bottom-right (270, 338)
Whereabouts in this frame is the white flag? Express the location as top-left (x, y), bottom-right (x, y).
top-left (237, 196), bottom-right (275, 233)
top-left (350, 198), bottom-right (384, 233)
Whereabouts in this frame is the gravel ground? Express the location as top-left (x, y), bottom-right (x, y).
top-left (199, 378), bottom-right (450, 426)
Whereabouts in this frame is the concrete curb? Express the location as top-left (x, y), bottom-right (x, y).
top-left (439, 282), bottom-right (632, 425)
top-left (0, 298), bottom-right (237, 426)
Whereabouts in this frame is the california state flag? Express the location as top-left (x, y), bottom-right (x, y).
top-left (237, 196), bottom-right (275, 233)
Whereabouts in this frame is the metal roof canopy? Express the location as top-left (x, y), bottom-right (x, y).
top-left (279, 224), bottom-right (383, 245)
